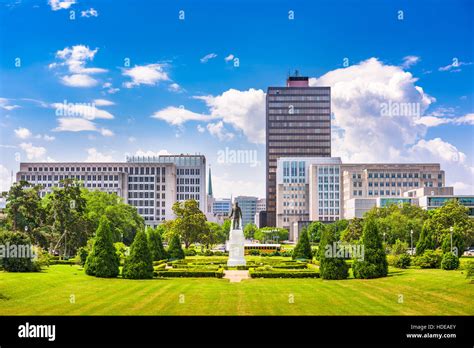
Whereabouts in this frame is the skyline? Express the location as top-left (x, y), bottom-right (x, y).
top-left (1, 0), bottom-right (473, 198)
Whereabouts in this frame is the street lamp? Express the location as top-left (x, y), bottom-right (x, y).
top-left (410, 229), bottom-right (414, 255)
top-left (450, 226), bottom-right (454, 255)
top-left (383, 232), bottom-right (386, 244)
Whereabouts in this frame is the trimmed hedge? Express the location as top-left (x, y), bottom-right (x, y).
top-left (155, 268), bottom-right (224, 278)
top-left (414, 249), bottom-right (442, 269)
top-left (249, 269), bottom-right (320, 278)
top-left (441, 253), bottom-right (459, 270)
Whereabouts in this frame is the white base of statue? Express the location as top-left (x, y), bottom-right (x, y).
top-left (227, 228), bottom-right (246, 266)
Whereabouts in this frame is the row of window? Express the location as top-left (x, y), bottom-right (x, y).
top-left (319, 176), bottom-right (340, 183)
top-left (367, 172), bottom-right (442, 179)
top-left (369, 181), bottom-right (420, 188)
top-left (269, 88), bottom-right (330, 95)
top-left (177, 194), bottom-right (200, 201)
top-left (267, 95), bottom-right (330, 101)
top-left (318, 184), bottom-right (340, 192)
top-left (178, 178), bottom-right (200, 184)
top-left (177, 168), bottom-right (201, 175)
top-left (319, 200), bottom-right (340, 208)
top-left (318, 209), bottom-right (340, 216)
top-left (268, 102), bottom-right (330, 108)
top-left (21, 174), bottom-right (119, 182)
top-left (127, 192), bottom-right (166, 199)
top-left (177, 186), bottom-right (200, 193)
top-left (26, 166), bottom-right (167, 175)
top-left (318, 192), bottom-right (340, 200)
top-left (318, 166), bottom-right (340, 175)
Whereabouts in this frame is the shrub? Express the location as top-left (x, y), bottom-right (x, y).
top-left (122, 229), bottom-right (154, 279)
top-left (147, 229), bottom-right (167, 261)
top-left (318, 228), bottom-right (349, 280)
top-left (353, 218), bottom-right (388, 279)
top-left (85, 216), bottom-right (120, 278)
top-left (280, 250), bottom-right (293, 257)
top-left (249, 269), bottom-right (320, 278)
top-left (153, 263), bottom-right (167, 271)
top-left (465, 260), bottom-right (474, 279)
top-left (167, 235), bottom-right (185, 260)
top-left (155, 268), bottom-right (224, 278)
top-left (0, 231), bottom-right (40, 272)
top-left (292, 229), bottom-right (312, 260)
top-left (184, 248), bottom-right (197, 256)
top-left (391, 239), bottom-right (408, 256)
top-left (416, 221), bottom-right (436, 256)
top-left (248, 249), bottom-right (260, 256)
top-left (441, 253), bottom-right (460, 270)
top-left (413, 249), bottom-right (442, 269)
top-left (76, 247), bottom-right (88, 267)
top-left (394, 254), bottom-right (411, 269)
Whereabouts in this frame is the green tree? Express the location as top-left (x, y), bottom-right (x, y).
top-left (341, 218), bottom-right (364, 243)
top-left (292, 229), bottom-right (312, 260)
top-left (244, 223), bottom-right (258, 240)
top-left (45, 179), bottom-right (88, 258)
top-left (167, 234), bottom-right (185, 260)
top-left (254, 227), bottom-right (288, 243)
top-left (318, 228), bottom-right (349, 280)
top-left (307, 221), bottom-right (326, 243)
top-left (167, 200), bottom-right (208, 248)
top-left (3, 181), bottom-right (44, 234)
top-left (122, 229), bottom-right (154, 279)
top-left (147, 227), bottom-right (167, 261)
top-left (0, 230), bottom-right (40, 272)
top-left (352, 218), bottom-right (388, 279)
top-left (391, 239), bottom-right (408, 256)
top-left (416, 221), bottom-right (436, 256)
top-left (202, 222), bottom-right (221, 249)
top-left (84, 216), bottom-right (120, 278)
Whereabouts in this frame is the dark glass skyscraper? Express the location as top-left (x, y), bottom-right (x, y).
top-left (265, 74), bottom-right (331, 226)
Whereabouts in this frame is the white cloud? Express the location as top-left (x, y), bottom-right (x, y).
top-left (207, 121), bottom-right (234, 141)
top-left (200, 53), bottom-right (217, 63)
top-left (401, 55), bottom-right (420, 68)
top-left (93, 99), bottom-right (115, 106)
top-left (309, 57), bottom-right (472, 193)
top-left (81, 8), bottom-right (98, 17)
top-left (85, 148), bottom-right (114, 162)
top-left (212, 173), bottom-right (264, 198)
top-left (0, 97), bottom-right (20, 110)
top-left (439, 60), bottom-right (473, 72)
top-left (134, 149), bottom-right (171, 157)
top-left (152, 106), bottom-right (214, 125)
top-left (196, 125), bottom-right (205, 133)
top-left (152, 88), bottom-right (266, 143)
top-left (453, 113), bottom-right (474, 125)
top-left (224, 54), bottom-right (234, 62)
top-left (416, 113), bottom-right (474, 127)
top-left (100, 128), bottom-right (114, 137)
top-left (122, 64), bottom-right (169, 88)
top-left (19, 143), bottom-right (47, 160)
top-left (14, 127), bottom-right (32, 139)
top-left (53, 118), bottom-right (98, 132)
top-left (50, 45), bottom-right (106, 87)
top-left (61, 74), bottom-right (98, 87)
top-left (102, 82), bottom-right (120, 94)
top-left (48, 0), bottom-right (76, 11)
top-left (168, 83), bottom-right (183, 93)
top-left (43, 135), bottom-right (56, 141)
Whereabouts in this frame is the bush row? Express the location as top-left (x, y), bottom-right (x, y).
top-left (249, 269), bottom-right (320, 278)
top-left (154, 268), bottom-right (224, 278)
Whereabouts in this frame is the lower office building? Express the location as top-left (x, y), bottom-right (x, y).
top-left (234, 196), bottom-right (258, 228)
top-left (16, 154), bottom-right (206, 226)
top-left (276, 157), bottom-right (447, 240)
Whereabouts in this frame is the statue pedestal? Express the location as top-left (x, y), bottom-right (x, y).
top-left (227, 228), bottom-right (246, 266)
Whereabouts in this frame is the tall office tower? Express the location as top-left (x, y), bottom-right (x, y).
top-left (265, 72), bottom-right (331, 226)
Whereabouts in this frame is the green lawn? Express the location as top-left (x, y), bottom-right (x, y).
top-left (0, 265), bottom-right (472, 315)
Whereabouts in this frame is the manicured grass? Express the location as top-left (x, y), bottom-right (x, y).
top-left (0, 264), bottom-right (472, 315)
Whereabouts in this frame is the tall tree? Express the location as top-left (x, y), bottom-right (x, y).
top-left (352, 218), bottom-right (388, 279)
top-left (416, 220), bottom-right (436, 256)
top-left (340, 218), bottom-right (364, 242)
top-left (292, 228), bottom-right (312, 260)
top-left (84, 216), bottom-right (120, 278)
top-left (123, 229), bottom-right (154, 279)
top-left (243, 223), bottom-right (258, 240)
top-left (168, 200), bottom-right (208, 248)
top-left (318, 228), bottom-right (349, 280)
top-left (307, 221), bottom-right (326, 243)
top-left (147, 227), bottom-right (167, 261)
top-left (202, 222), bottom-right (220, 249)
top-left (167, 234), bottom-right (185, 260)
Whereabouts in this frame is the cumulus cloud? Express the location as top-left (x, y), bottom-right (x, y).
top-left (102, 82), bottom-right (120, 94)
top-left (200, 53), bottom-right (217, 63)
top-left (19, 143), bottom-right (47, 160)
top-left (48, 0), bottom-right (76, 11)
top-left (122, 64), bottom-right (169, 88)
top-left (151, 89), bottom-right (266, 143)
top-left (85, 148), bottom-right (114, 162)
top-left (133, 149), bottom-right (171, 157)
top-left (416, 113), bottom-right (474, 127)
top-left (207, 121), bottom-right (234, 141)
top-left (309, 57), bottom-right (472, 193)
top-left (168, 83), bottom-right (183, 93)
top-left (14, 127), bottom-right (32, 139)
top-left (401, 55), bottom-right (420, 69)
top-left (50, 45), bottom-right (107, 87)
top-left (51, 102), bottom-right (114, 120)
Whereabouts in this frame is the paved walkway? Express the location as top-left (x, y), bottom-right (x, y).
top-left (223, 270), bottom-right (250, 283)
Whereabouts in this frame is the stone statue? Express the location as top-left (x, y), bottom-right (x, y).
top-left (229, 202), bottom-right (243, 230)
top-left (227, 202), bottom-right (246, 266)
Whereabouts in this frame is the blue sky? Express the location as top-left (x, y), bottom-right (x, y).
top-left (0, 0), bottom-right (473, 197)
